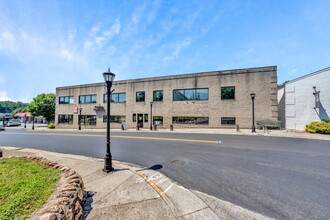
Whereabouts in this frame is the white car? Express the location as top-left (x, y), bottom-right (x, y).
top-left (7, 119), bottom-right (21, 127)
top-left (0, 123), bottom-right (4, 131)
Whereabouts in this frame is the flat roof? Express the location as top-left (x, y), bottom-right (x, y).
top-left (57, 65), bottom-right (277, 90)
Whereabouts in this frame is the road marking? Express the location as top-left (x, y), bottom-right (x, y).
top-left (2, 132), bottom-right (219, 144)
top-left (135, 172), bottom-right (169, 200)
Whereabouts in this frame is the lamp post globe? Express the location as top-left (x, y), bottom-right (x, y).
top-left (103, 68), bottom-right (115, 173)
top-left (250, 93), bottom-right (256, 133)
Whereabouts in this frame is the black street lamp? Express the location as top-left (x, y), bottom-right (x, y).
top-left (103, 68), bottom-right (115, 173)
top-left (78, 107), bottom-right (82, 130)
top-left (150, 102), bottom-right (153, 130)
top-left (32, 116), bottom-right (35, 130)
top-left (250, 93), bottom-right (256, 133)
top-left (24, 114), bottom-right (27, 128)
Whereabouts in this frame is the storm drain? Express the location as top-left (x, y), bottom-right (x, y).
top-left (171, 160), bottom-right (185, 166)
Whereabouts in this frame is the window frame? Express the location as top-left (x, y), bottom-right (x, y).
top-left (59, 96), bottom-right (74, 104)
top-left (153, 90), bottom-right (163, 102)
top-left (103, 115), bottom-right (126, 123)
top-left (172, 116), bottom-right (209, 125)
top-left (173, 88), bottom-right (209, 101)
top-left (136, 91), bottom-right (145, 102)
top-left (221, 117), bottom-right (236, 125)
top-left (79, 115), bottom-right (97, 125)
top-left (221, 86), bottom-right (235, 100)
top-left (103, 93), bottom-right (126, 103)
top-left (58, 114), bottom-right (74, 124)
top-left (79, 94), bottom-right (97, 104)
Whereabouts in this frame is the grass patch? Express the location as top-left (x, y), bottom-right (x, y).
top-left (0, 157), bottom-right (61, 220)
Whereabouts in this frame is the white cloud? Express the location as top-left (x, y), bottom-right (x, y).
top-left (60, 49), bottom-right (73, 61)
top-left (103, 19), bottom-right (121, 37)
top-left (0, 30), bottom-right (16, 51)
top-left (91, 24), bottom-right (100, 33)
top-left (164, 37), bottom-right (192, 62)
top-left (0, 91), bottom-right (11, 101)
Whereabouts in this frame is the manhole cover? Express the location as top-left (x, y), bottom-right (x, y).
top-left (171, 160), bottom-right (185, 166)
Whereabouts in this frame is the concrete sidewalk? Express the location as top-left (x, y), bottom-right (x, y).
top-left (1, 146), bottom-right (272, 220)
top-left (14, 124), bottom-right (330, 141)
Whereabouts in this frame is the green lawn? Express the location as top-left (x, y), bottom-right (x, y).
top-left (0, 157), bottom-right (61, 220)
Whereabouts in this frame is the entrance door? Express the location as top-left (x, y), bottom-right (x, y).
top-left (137, 114), bottom-right (143, 128)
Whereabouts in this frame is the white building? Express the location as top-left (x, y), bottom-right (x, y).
top-left (278, 67), bottom-right (330, 130)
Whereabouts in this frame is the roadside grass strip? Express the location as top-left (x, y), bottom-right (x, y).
top-left (0, 158), bottom-right (61, 220)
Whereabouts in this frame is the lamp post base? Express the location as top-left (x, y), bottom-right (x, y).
top-left (103, 155), bottom-right (114, 173)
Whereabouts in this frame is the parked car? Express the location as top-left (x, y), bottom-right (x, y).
top-left (0, 123), bottom-right (5, 131)
top-left (7, 119), bottom-right (21, 127)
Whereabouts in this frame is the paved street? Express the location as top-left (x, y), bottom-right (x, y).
top-left (1, 127), bottom-right (330, 219)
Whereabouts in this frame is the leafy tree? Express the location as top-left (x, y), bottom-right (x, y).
top-left (27, 93), bottom-right (56, 122)
top-left (0, 101), bottom-right (28, 113)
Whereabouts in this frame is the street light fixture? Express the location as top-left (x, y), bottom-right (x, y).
top-left (78, 107), bottom-right (82, 130)
top-left (32, 116), bottom-right (35, 130)
top-left (150, 102), bottom-right (153, 130)
top-left (24, 114), bottom-right (27, 128)
top-left (250, 93), bottom-right (256, 133)
top-left (103, 68), bottom-right (115, 173)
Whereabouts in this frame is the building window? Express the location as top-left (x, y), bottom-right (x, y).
top-left (144, 114), bottom-right (148, 122)
top-left (173, 88), bottom-right (208, 101)
top-left (58, 114), bottom-right (73, 124)
top-left (79, 95), bottom-right (97, 104)
top-left (59, 96), bottom-right (74, 104)
top-left (153, 90), bottom-right (163, 101)
top-left (79, 115), bottom-right (96, 125)
top-left (153, 116), bottom-right (163, 125)
top-left (104, 93), bottom-right (126, 103)
top-left (133, 114), bottom-right (137, 122)
top-left (103, 115), bottom-right (126, 123)
top-left (221, 117), bottom-right (236, 125)
top-left (172, 117), bottom-right (209, 124)
top-left (221, 87), bottom-right (235, 100)
top-left (136, 91), bottom-right (145, 102)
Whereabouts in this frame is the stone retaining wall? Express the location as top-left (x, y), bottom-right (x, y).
top-left (21, 156), bottom-right (86, 220)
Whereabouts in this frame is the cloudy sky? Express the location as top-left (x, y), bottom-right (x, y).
top-left (0, 0), bottom-right (329, 102)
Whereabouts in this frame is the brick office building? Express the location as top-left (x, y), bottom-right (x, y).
top-left (55, 66), bottom-right (278, 129)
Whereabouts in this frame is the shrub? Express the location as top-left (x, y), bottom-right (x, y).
top-left (47, 123), bottom-right (55, 129)
top-left (305, 121), bottom-right (330, 134)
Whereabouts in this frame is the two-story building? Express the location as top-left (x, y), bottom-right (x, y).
top-left (55, 66), bottom-right (278, 129)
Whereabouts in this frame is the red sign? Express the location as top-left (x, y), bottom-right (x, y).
top-left (74, 105), bottom-right (78, 114)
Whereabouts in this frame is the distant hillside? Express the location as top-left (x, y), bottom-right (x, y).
top-left (0, 101), bottom-right (28, 114)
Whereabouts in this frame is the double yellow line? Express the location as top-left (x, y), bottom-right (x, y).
top-left (3, 132), bottom-right (219, 144)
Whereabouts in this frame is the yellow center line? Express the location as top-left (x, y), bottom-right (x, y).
top-left (2, 132), bottom-right (219, 144)
top-left (135, 172), bottom-right (169, 200)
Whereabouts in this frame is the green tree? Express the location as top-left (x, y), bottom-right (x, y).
top-left (27, 93), bottom-right (56, 122)
top-left (0, 101), bottom-right (28, 113)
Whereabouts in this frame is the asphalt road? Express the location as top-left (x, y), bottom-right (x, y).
top-left (1, 128), bottom-right (330, 219)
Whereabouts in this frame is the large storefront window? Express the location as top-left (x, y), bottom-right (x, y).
top-left (58, 114), bottom-right (73, 124)
top-left (173, 88), bottom-right (208, 101)
top-left (103, 115), bottom-right (126, 123)
top-left (172, 117), bottom-right (209, 124)
top-left (79, 115), bottom-right (96, 125)
top-left (153, 116), bottom-right (163, 125)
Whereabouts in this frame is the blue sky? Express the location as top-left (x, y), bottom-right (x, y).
top-left (0, 0), bottom-right (329, 102)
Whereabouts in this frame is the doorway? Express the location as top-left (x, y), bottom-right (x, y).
top-left (137, 114), bottom-right (143, 128)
